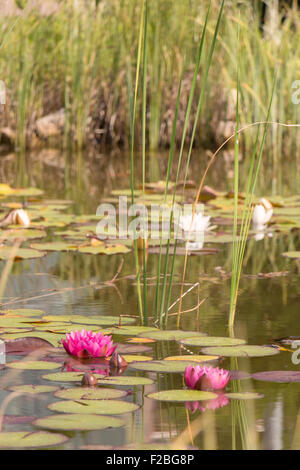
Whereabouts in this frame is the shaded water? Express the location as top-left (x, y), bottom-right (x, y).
top-left (0, 149), bottom-right (300, 450)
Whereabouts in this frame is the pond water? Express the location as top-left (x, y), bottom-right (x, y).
top-left (0, 149), bottom-right (299, 450)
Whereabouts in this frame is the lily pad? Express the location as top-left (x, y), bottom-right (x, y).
top-left (282, 252), bottom-right (300, 259)
top-left (130, 360), bottom-right (202, 374)
top-left (0, 431), bottom-right (67, 449)
top-left (42, 372), bottom-right (106, 383)
top-left (139, 330), bottom-right (207, 341)
top-left (54, 388), bottom-right (127, 400)
top-left (8, 385), bottom-right (59, 394)
top-left (147, 390), bottom-right (217, 402)
top-left (201, 345), bottom-right (279, 358)
top-left (7, 360), bottom-right (62, 370)
top-left (3, 309), bottom-right (45, 317)
top-left (97, 376), bottom-right (153, 386)
top-left (1, 229), bottom-right (46, 240)
top-left (164, 354), bottom-right (219, 363)
top-left (111, 326), bottom-right (157, 336)
top-left (225, 392), bottom-right (263, 400)
top-left (30, 242), bottom-right (78, 252)
top-left (69, 315), bottom-right (135, 326)
top-left (122, 355), bottom-right (153, 363)
top-left (48, 399), bottom-right (139, 415)
top-left (179, 336), bottom-right (246, 347)
top-left (2, 332), bottom-right (62, 347)
top-left (252, 371), bottom-right (300, 383)
top-left (0, 247), bottom-right (45, 260)
top-left (78, 245), bottom-right (131, 255)
top-left (33, 414), bottom-right (124, 432)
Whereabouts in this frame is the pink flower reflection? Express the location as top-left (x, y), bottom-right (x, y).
top-left (185, 393), bottom-right (229, 413)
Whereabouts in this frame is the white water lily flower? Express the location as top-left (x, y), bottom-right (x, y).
top-left (11, 209), bottom-right (30, 227)
top-left (179, 213), bottom-right (211, 233)
top-left (252, 198), bottom-right (273, 230)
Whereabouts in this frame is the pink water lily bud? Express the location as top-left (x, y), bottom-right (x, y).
top-left (62, 329), bottom-right (117, 358)
top-left (185, 365), bottom-right (230, 391)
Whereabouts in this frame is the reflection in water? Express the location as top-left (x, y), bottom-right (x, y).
top-left (263, 395), bottom-right (283, 450)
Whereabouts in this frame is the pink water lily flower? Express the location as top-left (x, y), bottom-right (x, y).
top-left (185, 365), bottom-right (230, 391)
top-left (62, 329), bottom-right (117, 358)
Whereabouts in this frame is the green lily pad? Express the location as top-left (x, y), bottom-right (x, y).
top-left (147, 389), bottom-right (217, 402)
top-left (33, 414), bottom-right (124, 432)
top-left (97, 376), bottom-right (154, 386)
top-left (0, 247), bottom-right (45, 260)
top-left (48, 399), bottom-right (139, 415)
top-left (225, 392), bottom-right (263, 400)
top-left (282, 251), bottom-right (300, 259)
top-left (78, 245), bottom-right (131, 255)
top-left (1, 229), bottom-right (46, 240)
top-left (179, 336), bottom-right (246, 347)
top-left (164, 354), bottom-right (219, 363)
top-left (42, 372), bottom-right (106, 383)
top-left (54, 387), bottom-right (127, 400)
top-left (30, 242), bottom-right (78, 252)
top-left (122, 355), bottom-right (153, 363)
top-left (139, 330), bottom-right (207, 341)
top-left (129, 360), bottom-right (202, 374)
top-left (69, 315), bottom-right (135, 326)
top-left (201, 345), bottom-right (280, 357)
top-left (3, 309), bottom-right (45, 317)
top-left (0, 431), bottom-right (67, 449)
top-left (13, 187), bottom-right (44, 197)
top-left (8, 385), bottom-right (59, 394)
top-left (111, 326), bottom-right (157, 336)
top-left (7, 360), bottom-right (62, 370)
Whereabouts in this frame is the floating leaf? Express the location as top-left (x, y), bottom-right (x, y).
top-left (54, 388), bottom-right (127, 401)
top-left (282, 252), bottom-right (300, 259)
top-left (30, 242), bottom-right (78, 252)
top-left (121, 355), bottom-right (153, 363)
top-left (69, 315), bottom-right (135, 326)
top-left (0, 247), bottom-right (45, 260)
top-left (78, 245), bottom-right (131, 255)
top-left (179, 337), bottom-right (246, 347)
top-left (252, 371), bottom-right (300, 383)
top-left (147, 390), bottom-right (217, 402)
top-left (225, 392), bottom-right (263, 400)
top-left (42, 372), bottom-right (106, 383)
top-left (0, 431), bottom-right (67, 449)
top-left (164, 354), bottom-right (219, 363)
top-left (7, 360), bottom-right (62, 370)
top-left (1, 229), bottom-right (46, 240)
top-left (111, 326), bottom-right (157, 336)
top-left (2, 332), bottom-right (62, 347)
top-left (33, 414), bottom-right (124, 432)
top-left (4, 337), bottom-right (55, 354)
top-left (48, 399), bottom-right (139, 415)
top-left (140, 330), bottom-right (207, 341)
top-left (97, 376), bottom-right (153, 386)
top-left (201, 345), bottom-right (279, 358)
top-left (2, 309), bottom-right (45, 317)
top-left (130, 360), bottom-right (202, 374)
top-left (8, 385), bottom-right (59, 394)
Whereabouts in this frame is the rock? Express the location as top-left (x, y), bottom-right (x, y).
top-left (35, 109), bottom-right (65, 140)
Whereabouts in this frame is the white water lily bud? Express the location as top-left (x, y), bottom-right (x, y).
top-left (11, 209), bottom-right (30, 227)
top-left (252, 198), bottom-right (273, 229)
